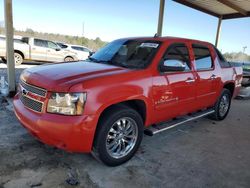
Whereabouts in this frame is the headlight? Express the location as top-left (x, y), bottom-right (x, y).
top-left (47, 93), bottom-right (86, 115)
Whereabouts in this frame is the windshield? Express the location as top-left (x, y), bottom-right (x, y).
top-left (89, 39), bottom-right (161, 69)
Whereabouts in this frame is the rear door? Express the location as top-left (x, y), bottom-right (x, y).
top-left (31, 39), bottom-right (48, 61)
top-left (191, 43), bottom-right (218, 109)
top-left (153, 42), bottom-right (197, 123)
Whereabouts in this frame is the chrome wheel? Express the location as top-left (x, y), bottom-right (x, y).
top-left (219, 95), bottom-right (229, 117)
top-left (14, 53), bottom-right (23, 65)
top-left (106, 117), bottom-right (138, 159)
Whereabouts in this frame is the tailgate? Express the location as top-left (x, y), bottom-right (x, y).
top-left (233, 66), bottom-right (243, 86)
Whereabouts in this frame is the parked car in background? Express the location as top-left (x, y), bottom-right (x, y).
top-left (57, 42), bottom-right (93, 60)
top-left (0, 36), bottom-right (29, 64)
top-left (0, 36), bottom-right (78, 65)
top-left (230, 62), bottom-right (250, 87)
top-left (14, 37), bottom-right (242, 166)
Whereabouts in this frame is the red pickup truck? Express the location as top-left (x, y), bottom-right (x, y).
top-left (14, 37), bottom-right (242, 166)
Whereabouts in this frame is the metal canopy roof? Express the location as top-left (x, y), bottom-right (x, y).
top-left (173, 0), bottom-right (250, 19)
top-left (2, 0), bottom-right (249, 95)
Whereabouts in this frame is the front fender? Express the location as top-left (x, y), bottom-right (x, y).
top-left (69, 70), bottom-right (154, 126)
top-left (86, 85), bottom-right (153, 124)
top-left (97, 94), bottom-right (152, 125)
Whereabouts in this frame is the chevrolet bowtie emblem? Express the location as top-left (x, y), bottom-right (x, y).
top-left (22, 88), bottom-right (28, 96)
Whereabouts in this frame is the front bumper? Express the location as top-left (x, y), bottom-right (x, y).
top-left (13, 95), bottom-right (98, 152)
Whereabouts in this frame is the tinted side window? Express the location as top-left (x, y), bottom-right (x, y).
top-left (82, 48), bottom-right (90, 52)
top-left (60, 44), bottom-right (68, 48)
top-left (214, 47), bottom-right (231, 68)
top-left (34, 39), bottom-right (48, 48)
top-left (71, 46), bottom-right (81, 51)
top-left (48, 41), bottom-right (58, 49)
top-left (22, 37), bottom-right (29, 44)
top-left (161, 43), bottom-right (191, 71)
top-left (192, 44), bottom-right (213, 70)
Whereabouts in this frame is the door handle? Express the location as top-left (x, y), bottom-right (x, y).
top-left (185, 78), bottom-right (195, 83)
top-left (210, 74), bottom-right (217, 80)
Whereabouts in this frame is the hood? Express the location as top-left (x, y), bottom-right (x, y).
top-left (22, 61), bottom-right (129, 92)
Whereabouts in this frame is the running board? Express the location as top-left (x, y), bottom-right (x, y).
top-left (144, 109), bottom-right (215, 136)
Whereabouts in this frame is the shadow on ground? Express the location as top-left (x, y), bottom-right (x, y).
top-left (0, 98), bottom-right (250, 188)
top-left (0, 60), bottom-right (250, 187)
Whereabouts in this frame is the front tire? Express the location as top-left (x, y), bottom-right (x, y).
top-left (92, 106), bottom-right (144, 166)
top-left (14, 52), bottom-right (23, 66)
top-left (209, 88), bottom-right (231, 121)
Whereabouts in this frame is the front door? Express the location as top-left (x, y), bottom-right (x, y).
top-left (152, 43), bottom-right (197, 123)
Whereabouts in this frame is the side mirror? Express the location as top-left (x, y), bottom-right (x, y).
top-left (55, 48), bottom-right (61, 51)
top-left (88, 52), bottom-right (95, 58)
top-left (160, 59), bottom-right (186, 72)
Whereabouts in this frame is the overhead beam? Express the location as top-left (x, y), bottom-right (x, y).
top-left (173, 0), bottom-right (220, 18)
top-left (157, 0), bottom-right (165, 36)
top-left (4, 0), bottom-right (16, 95)
top-left (222, 11), bottom-right (250, 19)
top-left (217, 0), bottom-right (247, 16)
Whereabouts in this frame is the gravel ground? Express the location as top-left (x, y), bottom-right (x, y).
top-left (1, 61), bottom-right (250, 188)
top-left (0, 61), bottom-right (38, 83)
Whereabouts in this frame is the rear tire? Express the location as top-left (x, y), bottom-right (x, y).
top-left (64, 56), bottom-right (74, 62)
top-left (209, 88), bottom-right (231, 121)
top-left (92, 105), bottom-right (144, 166)
top-left (14, 52), bottom-right (23, 66)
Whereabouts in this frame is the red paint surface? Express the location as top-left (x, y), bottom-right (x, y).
top-left (14, 37), bottom-right (242, 152)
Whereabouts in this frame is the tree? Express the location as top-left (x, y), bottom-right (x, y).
top-left (223, 52), bottom-right (250, 62)
top-left (25, 28), bottom-right (35, 35)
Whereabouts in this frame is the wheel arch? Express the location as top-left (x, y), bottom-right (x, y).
top-left (64, 56), bottom-right (74, 61)
top-left (92, 98), bottom-right (147, 152)
top-left (223, 82), bottom-right (235, 98)
top-left (14, 50), bottom-right (24, 59)
top-left (98, 99), bottom-right (147, 125)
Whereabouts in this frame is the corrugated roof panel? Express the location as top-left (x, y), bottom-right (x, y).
top-left (185, 0), bottom-right (237, 15)
top-left (174, 0), bottom-right (250, 19)
top-left (231, 0), bottom-right (250, 11)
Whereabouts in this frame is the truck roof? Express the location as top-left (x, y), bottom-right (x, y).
top-left (118, 36), bottom-right (213, 46)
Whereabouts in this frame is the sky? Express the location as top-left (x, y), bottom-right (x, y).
top-left (0, 0), bottom-right (249, 54)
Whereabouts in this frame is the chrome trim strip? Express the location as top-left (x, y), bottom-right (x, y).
top-left (20, 94), bottom-right (44, 113)
top-left (152, 110), bottom-right (215, 135)
top-left (20, 79), bottom-right (47, 97)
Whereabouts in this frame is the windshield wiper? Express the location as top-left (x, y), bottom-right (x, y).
top-left (88, 57), bottom-right (131, 69)
top-left (88, 57), bottom-right (111, 64)
top-left (115, 63), bottom-right (130, 68)
top-left (88, 57), bottom-right (99, 63)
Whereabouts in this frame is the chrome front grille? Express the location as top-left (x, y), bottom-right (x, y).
top-left (20, 94), bottom-right (43, 113)
top-left (19, 80), bottom-right (47, 113)
top-left (20, 79), bottom-right (47, 97)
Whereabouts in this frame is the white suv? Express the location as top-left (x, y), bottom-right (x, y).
top-left (57, 43), bottom-right (92, 61)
